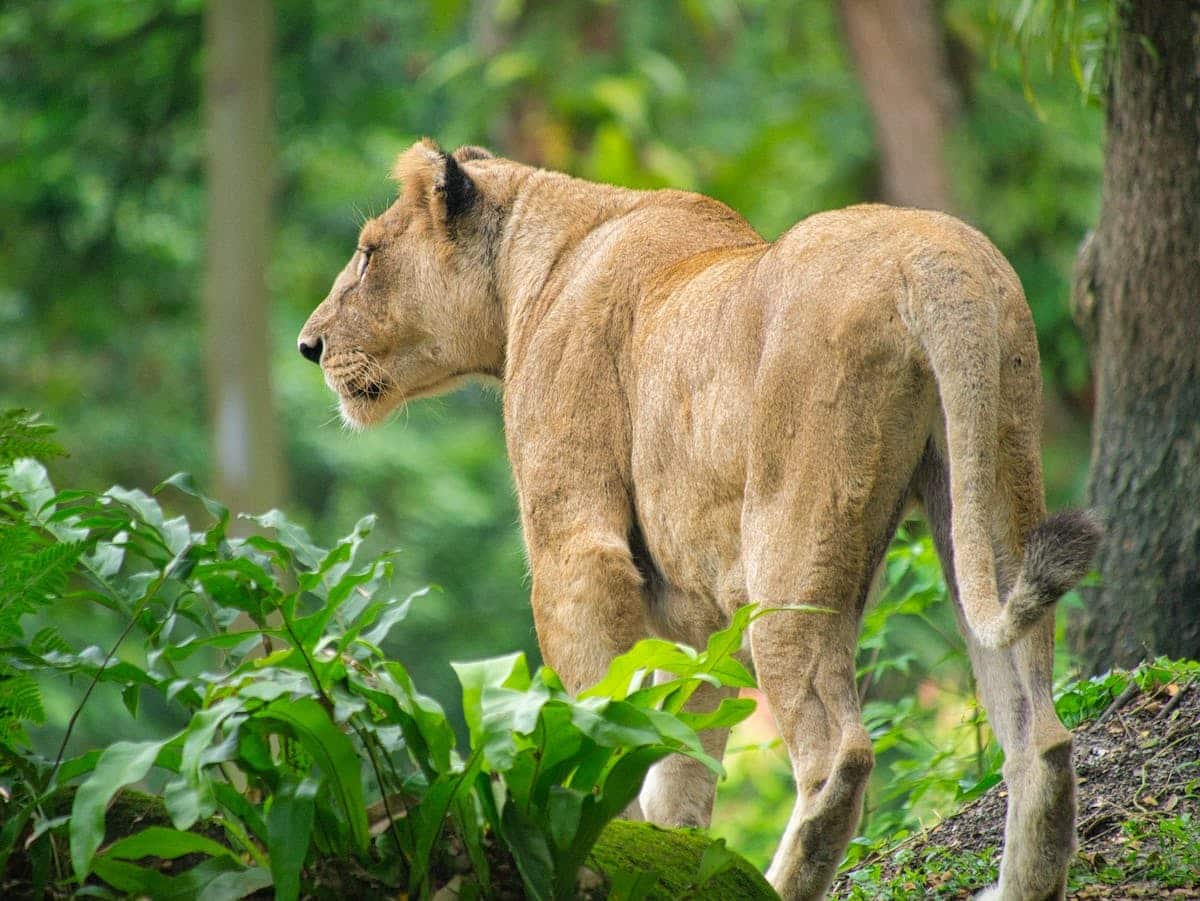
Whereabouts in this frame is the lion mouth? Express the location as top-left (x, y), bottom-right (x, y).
top-left (348, 380), bottom-right (387, 402)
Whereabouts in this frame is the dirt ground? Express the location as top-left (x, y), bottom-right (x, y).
top-left (834, 680), bottom-right (1200, 899)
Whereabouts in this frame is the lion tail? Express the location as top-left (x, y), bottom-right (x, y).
top-left (905, 261), bottom-right (1100, 649)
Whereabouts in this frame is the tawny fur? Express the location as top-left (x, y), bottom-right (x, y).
top-left (299, 141), bottom-right (1100, 901)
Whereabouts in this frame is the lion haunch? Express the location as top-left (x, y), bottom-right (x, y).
top-left (299, 140), bottom-right (1100, 901)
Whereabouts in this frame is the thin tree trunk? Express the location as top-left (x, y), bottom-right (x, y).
top-left (203, 0), bottom-right (283, 516)
top-left (838, 0), bottom-right (958, 210)
top-left (1071, 0), bottom-right (1200, 670)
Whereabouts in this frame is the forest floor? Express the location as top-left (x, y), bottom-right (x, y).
top-left (834, 673), bottom-right (1200, 899)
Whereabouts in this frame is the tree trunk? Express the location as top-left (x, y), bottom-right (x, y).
top-left (202, 0), bottom-right (284, 517)
top-left (1071, 0), bottom-right (1200, 670)
top-left (838, 0), bottom-right (958, 210)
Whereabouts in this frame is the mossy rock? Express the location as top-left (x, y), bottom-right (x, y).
top-left (588, 820), bottom-right (779, 900)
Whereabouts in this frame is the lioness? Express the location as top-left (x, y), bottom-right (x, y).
top-left (298, 140), bottom-right (1099, 901)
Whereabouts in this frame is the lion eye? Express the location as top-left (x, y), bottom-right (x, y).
top-left (355, 246), bottom-right (374, 280)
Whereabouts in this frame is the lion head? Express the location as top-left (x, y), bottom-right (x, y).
top-left (297, 140), bottom-right (506, 428)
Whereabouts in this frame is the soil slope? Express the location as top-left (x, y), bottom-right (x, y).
top-left (835, 679), bottom-right (1200, 899)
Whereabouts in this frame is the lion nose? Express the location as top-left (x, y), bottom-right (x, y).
top-left (298, 337), bottom-right (323, 365)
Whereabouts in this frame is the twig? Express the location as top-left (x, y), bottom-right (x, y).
top-left (858, 645), bottom-right (882, 702)
top-left (1095, 681), bottom-right (1139, 727)
top-left (1158, 681), bottom-right (1192, 720)
top-left (46, 568), bottom-right (169, 788)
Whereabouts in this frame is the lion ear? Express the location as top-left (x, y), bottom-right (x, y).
top-left (392, 138), bottom-right (476, 225)
top-left (453, 145), bottom-right (494, 163)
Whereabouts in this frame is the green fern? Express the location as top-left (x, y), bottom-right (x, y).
top-left (29, 626), bottom-right (73, 656)
top-left (0, 409), bottom-right (63, 472)
top-left (0, 670), bottom-right (45, 739)
top-left (5, 540), bottom-right (84, 607)
top-left (0, 411), bottom-right (69, 755)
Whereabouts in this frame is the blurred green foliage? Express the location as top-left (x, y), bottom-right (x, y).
top-left (2, 0), bottom-right (1102, 852)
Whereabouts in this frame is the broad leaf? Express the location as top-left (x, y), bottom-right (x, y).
top-left (258, 697), bottom-right (368, 853)
top-left (71, 738), bottom-right (170, 882)
top-left (267, 778), bottom-right (318, 901)
top-left (99, 826), bottom-right (235, 862)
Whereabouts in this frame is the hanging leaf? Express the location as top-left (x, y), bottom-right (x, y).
top-left (70, 739), bottom-right (171, 882)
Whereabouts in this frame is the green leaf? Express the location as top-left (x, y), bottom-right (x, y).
top-left (453, 652), bottom-right (531, 735)
top-left (499, 800), bottom-right (555, 901)
top-left (267, 778), bottom-right (318, 901)
top-left (165, 698), bottom-right (244, 830)
top-left (55, 748), bottom-right (105, 785)
top-left (100, 826), bottom-right (235, 862)
top-left (157, 472), bottom-right (229, 531)
top-left (121, 683), bottom-right (140, 718)
top-left (248, 510), bottom-right (324, 569)
top-left (677, 696), bottom-right (757, 732)
top-left (380, 662), bottom-right (457, 774)
top-left (193, 863), bottom-right (274, 901)
top-left (607, 867), bottom-right (659, 901)
top-left (545, 785), bottom-right (585, 851)
top-left (90, 857), bottom-right (178, 897)
top-left (84, 538), bottom-right (126, 579)
top-left (258, 697), bottom-right (368, 853)
top-left (452, 792), bottom-right (491, 892)
top-left (8, 459), bottom-right (57, 522)
top-left (598, 747), bottom-right (671, 820)
top-left (695, 837), bottom-right (737, 888)
top-left (581, 639), bottom-right (694, 701)
top-left (104, 485), bottom-right (165, 528)
top-left (569, 699), bottom-right (662, 749)
top-left (358, 587), bottom-right (428, 649)
top-left (91, 856), bottom-right (271, 901)
top-left (212, 781), bottom-right (268, 844)
top-left (474, 683), bottom-right (552, 770)
top-left (71, 739), bottom-right (170, 882)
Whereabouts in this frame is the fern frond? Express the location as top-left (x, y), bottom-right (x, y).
top-left (30, 626), bottom-right (73, 656)
top-left (0, 668), bottom-right (45, 751)
top-left (0, 409), bottom-right (64, 470)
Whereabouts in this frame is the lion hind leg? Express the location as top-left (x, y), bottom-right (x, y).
top-left (742, 505), bottom-right (881, 901)
top-left (919, 451), bottom-right (1075, 900)
top-left (962, 622), bottom-right (1075, 901)
top-left (749, 601), bottom-right (871, 901)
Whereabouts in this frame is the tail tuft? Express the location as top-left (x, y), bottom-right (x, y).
top-left (1006, 509), bottom-right (1102, 638)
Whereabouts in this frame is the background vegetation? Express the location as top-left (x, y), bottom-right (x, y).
top-left (0, 0), bottom-right (1101, 719)
top-left (1, 0), bottom-right (1134, 894)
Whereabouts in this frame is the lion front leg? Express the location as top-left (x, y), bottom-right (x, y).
top-left (639, 676), bottom-right (737, 828)
top-left (528, 531), bottom-right (650, 696)
top-left (527, 529), bottom-right (652, 821)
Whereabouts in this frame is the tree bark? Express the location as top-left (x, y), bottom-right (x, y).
top-left (202, 0), bottom-right (284, 517)
top-left (1072, 0), bottom-right (1200, 670)
top-left (838, 0), bottom-right (958, 210)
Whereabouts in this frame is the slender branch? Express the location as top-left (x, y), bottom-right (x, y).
top-left (45, 568), bottom-right (169, 788)
top-left (858, 644), bottom-right (882, 702)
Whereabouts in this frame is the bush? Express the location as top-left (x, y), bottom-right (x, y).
top-left (0, 411), bottom-right (772, 900)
